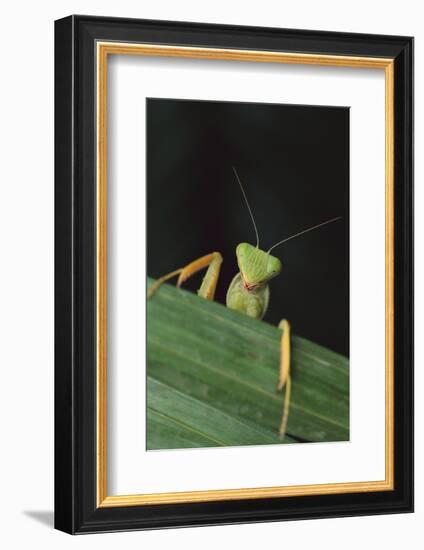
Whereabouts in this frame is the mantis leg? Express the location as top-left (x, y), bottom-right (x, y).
top-left (147, 252), bottom-right (223, 300)
top-left (277, 319), bottom-right (291, 438)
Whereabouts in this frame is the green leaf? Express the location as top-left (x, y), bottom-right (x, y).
top-left (147, 277), bottom-right (349, 450)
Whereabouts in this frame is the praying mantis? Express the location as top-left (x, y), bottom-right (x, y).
top-left (147, 167), bottom-right (342, 438)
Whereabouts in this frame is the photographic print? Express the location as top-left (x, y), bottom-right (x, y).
top-left (55, 17), bottom-right (413, 532)
top-left (146, 97), bottom-right (349, 450)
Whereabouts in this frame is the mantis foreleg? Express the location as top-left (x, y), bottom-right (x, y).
top-left (277, 319), bottom-right (291, 438)
top-left (147, 252), bottom-right (223, 300)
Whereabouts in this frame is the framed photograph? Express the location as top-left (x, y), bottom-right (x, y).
top-left (54, 15), bottom-right (413, 534)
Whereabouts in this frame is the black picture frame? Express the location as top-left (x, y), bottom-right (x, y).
top-left (55, 15), bottom-right (413, 534)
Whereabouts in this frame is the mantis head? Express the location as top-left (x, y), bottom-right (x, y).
top-left (236, 243), bottom-right (282, 290)
top-left (231, 166), bottom-right (342, 292)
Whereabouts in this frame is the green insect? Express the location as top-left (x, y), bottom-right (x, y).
top-left (148, 167), bottom-right (341, 438)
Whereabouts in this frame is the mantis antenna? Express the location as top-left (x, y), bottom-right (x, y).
top-left (232, 166), bottom-right (260, 248)
top-left (267, 216), bottom-right (343, 254)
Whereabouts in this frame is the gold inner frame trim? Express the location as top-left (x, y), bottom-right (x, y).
top-left (96, 42), bottom-right (395, 508)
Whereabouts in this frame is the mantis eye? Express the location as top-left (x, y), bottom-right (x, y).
top-left (266, 255), bottom-right (282, 277)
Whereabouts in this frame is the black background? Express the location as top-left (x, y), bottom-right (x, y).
top-left (147, 98), bottom-right (349, 356)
